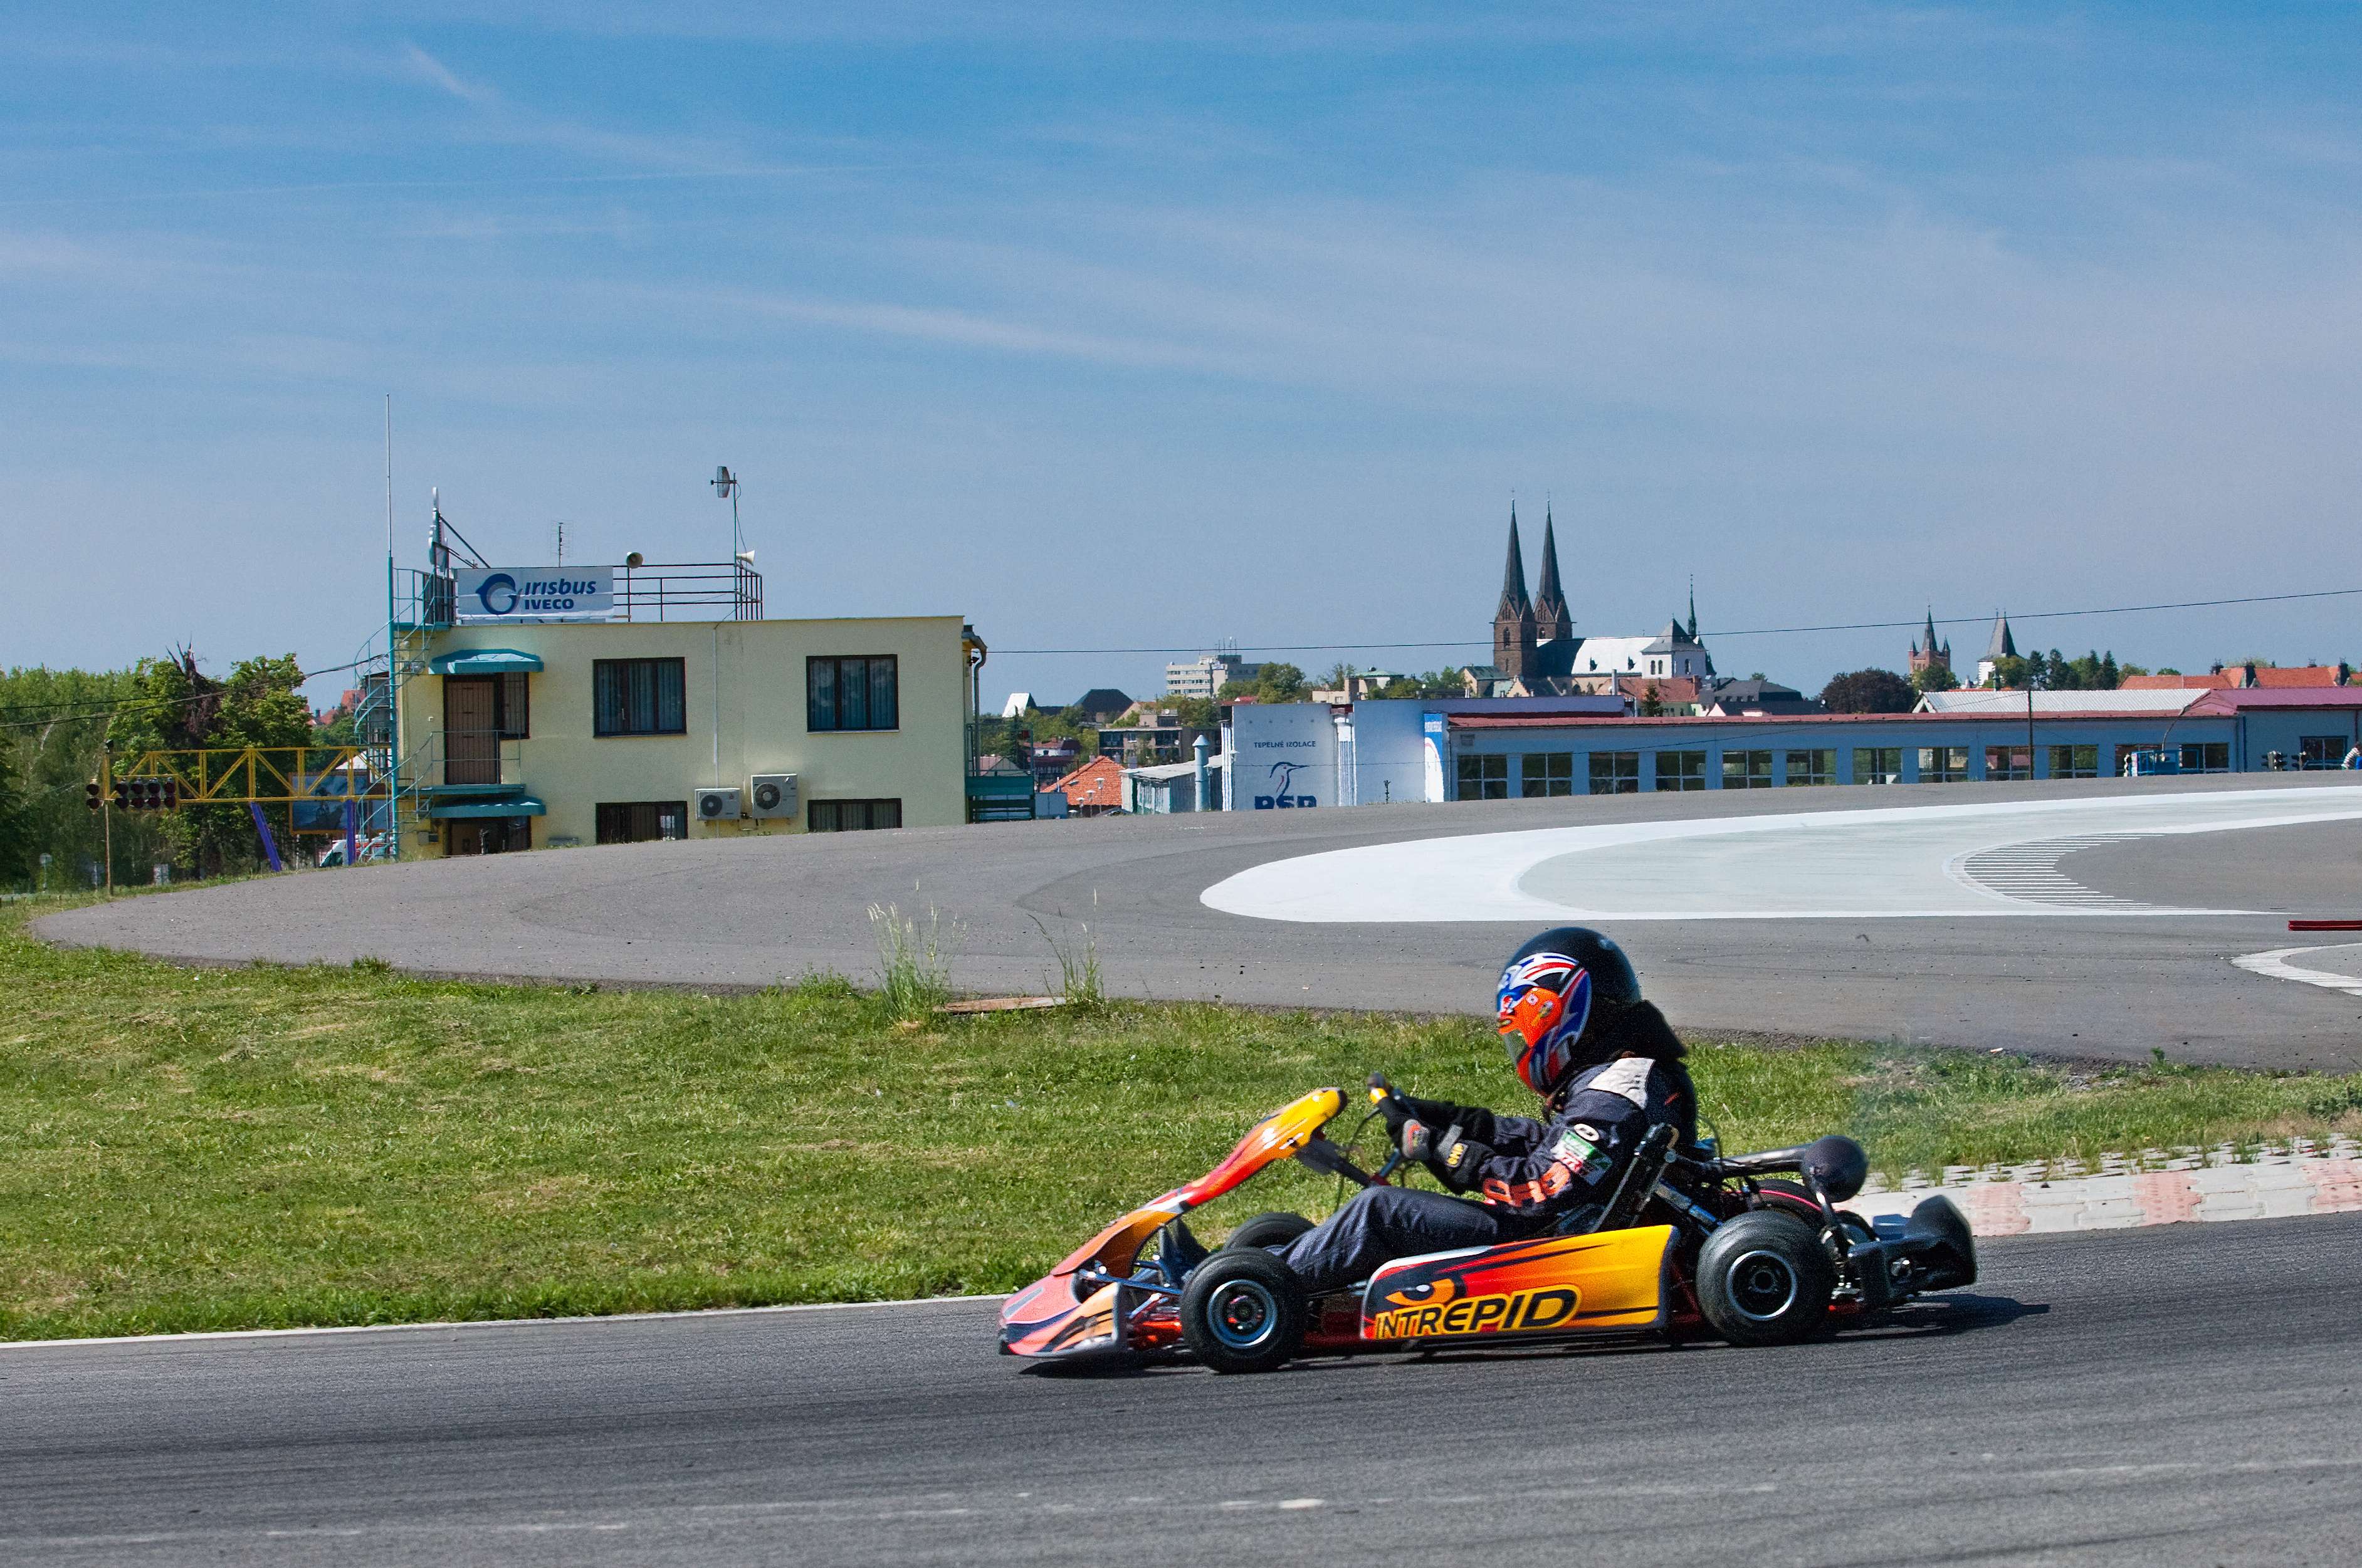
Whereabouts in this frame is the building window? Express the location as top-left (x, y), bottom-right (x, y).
top-left (2300, 735), bottom-right (2348, 769)
top-left (1521, 752), bottom-right (1575, 797)
top-left (811, 798), bottom-right (903, 832)
top-left (1785, 750), bottom-right (1835, 787)
top-left (807, 656), bottom-right (900, 733)
top-left (1985, 745), bottom-right (2032, 781)
top-left (498, 672), bottom-right (530, 738)
top-left (1456, 753), bottom-right (1509, 800)
top-left (1588, 751), bottom-right (1640, 795)
top-left (1722, 750), bottom-right (1775, 788)
top-left (1918, 746), bottom-right (1969, 783)
top-left (2180, 742), bottom-right (2230, 773)
top-left (593, 658), bottom-right (686, 737)
top-left (595, 801), bottom-right (688, 844)
top-left (2048, 745), bottom-right (2099, 780)
top-left (1654, 750), bottom-right (1707, 792)
top-left (1851, 746), bottom-right (1903, 784)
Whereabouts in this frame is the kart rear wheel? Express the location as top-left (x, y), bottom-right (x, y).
top-left (1696, 1211), bottom-right (1835, 1348)
top-left (1224, 1211), bottom-right (1315, 1252)
top-left (1180, 1250), bottom-right (1307, 1374)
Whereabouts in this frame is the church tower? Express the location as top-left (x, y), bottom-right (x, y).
top-left (1493, 506), bottom-right (1537, 679)
top-left (1908, 608), bottom-right (1951, 679)
top-left (1533, 506), bottom-right (1570, 645)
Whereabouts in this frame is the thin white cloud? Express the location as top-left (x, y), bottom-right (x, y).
top-left (398, 42), bottom-right (498, 107)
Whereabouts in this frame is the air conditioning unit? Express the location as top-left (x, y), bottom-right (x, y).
top-left (695, 787), bottom-right (742, 822)
top-left (747, 773), bottom-right (799, 819)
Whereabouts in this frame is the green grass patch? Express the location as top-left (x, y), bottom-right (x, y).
top-left (4, 894), bottom-right (2359, 1340)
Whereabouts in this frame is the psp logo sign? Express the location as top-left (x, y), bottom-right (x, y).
top-left (454, 567), bottom-right (614, 622)
top-left (1254, 760), bottom-right (1316, 810)
top-left (475, 573), bottom-right (518, 616)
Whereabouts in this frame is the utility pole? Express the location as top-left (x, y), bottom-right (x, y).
top-left (101, 745), bottom-right (113, 897)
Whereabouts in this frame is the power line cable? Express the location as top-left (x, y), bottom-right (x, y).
top-left (992, 584), bottom-right (2362, 654)
top-left (0, 656), bottom-right (373, 731)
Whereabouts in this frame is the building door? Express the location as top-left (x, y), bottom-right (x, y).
top-left (446, 815), bottom-right (531, 855)
top-left (443, 677), bottom-right (500, 785)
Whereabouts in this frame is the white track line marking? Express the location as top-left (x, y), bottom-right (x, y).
top-left (2232, 944), bottom-right (2362, 998)
top-left (0, 1292), bottom-right (1009, 1352)
top-left (1204, 787), bottom-right (2362, 923)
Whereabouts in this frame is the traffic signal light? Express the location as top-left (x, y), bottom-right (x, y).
top-left (85, 779), bottom-right (102, 813)
top-left (105, 777), bottom-right (181, 812)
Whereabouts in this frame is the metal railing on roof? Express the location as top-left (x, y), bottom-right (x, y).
top-left (616, 560), bottom-right (764, 622)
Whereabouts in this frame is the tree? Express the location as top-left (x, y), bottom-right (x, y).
top-left (1637, 683), bottom-right (1666, 718)
top-left (0, 740), bottom-right (29, 887)
top-left (1909, 662), bottom-right (1959, 694)
top-left (1166, 694), bottom-right (1220, 729)
top-left (1322, 662), bottom-right (1357, 693)
top-left (1984, 654), bottom-right (2030, 690)
top-left (1820, 668), bottom-right (1917, 714)
top-left (1250, 662), bottom-right (1307, 703)
top-left (0, 664), bottom-right (152, 889)
top-left (108, 649), bottom-right (311, 879)
top-left (1378, 669), bottom-right (1464, 699)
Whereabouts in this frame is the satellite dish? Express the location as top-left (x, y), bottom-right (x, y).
top-left (711, 465), bottom-right (735, 498)
top-left (624, 550), bottom-right (644, 568)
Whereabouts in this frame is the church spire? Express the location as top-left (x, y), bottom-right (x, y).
top-left (1686, 575), bottom-right (1698, 641)
top-left (1533, 505), bottom-right (1570, 642)
top-left (1493, 504), bottom-right (1537, 679)
top-left (1497, 504), bottom-right (1531, 617)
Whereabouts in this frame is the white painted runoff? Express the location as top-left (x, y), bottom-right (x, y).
top-left (1200, 787), bottom-right (2362, 923)
top-left (2233, 944), bottom-right (2362, 998)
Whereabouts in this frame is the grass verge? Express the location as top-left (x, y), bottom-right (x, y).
top-left (5, 896), bottom-right (2360, 1340)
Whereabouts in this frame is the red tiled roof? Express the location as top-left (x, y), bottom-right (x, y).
top-left (2250, 666), bottom-right (2348, 688)
top-left (2121, 672), bottom-right (2237, 690)
top-left (2123, 667), bottom-right (2348, 691)
top-left (1051, 755), bottom-right (1127, 807)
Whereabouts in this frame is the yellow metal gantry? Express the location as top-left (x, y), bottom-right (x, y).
top-left (105, 745), bottom-right (389, 805)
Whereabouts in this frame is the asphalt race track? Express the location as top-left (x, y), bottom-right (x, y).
top-left (3, 1216), bottom-right (2358, 1567)
top-left (39, 773), bottom-right (2362, 1067)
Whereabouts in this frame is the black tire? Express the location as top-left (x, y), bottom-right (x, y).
top-left (1179, 1249), bottom-right (1307, 1374)
top-left (1224, 1211), bottom-right (1315, 1252)
top-left (1695, 1210), bottom-right (1836, 1348)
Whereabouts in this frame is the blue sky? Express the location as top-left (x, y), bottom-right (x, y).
top-left (6, 3), bottom-right (2361, 705)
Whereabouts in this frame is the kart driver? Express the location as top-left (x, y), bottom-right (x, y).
top-left (1270, 927), bottom-right (1697, 1294)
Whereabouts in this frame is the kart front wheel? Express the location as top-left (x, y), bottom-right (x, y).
top-left (1696, 1211), bottom-right (1835, 1348)
top-left (1223, 1211), bottom-right (1315, 1252)
top-left (1180, 1250), bottom-right (1307, 1374)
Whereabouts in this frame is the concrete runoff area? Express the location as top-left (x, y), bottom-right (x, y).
top-left (2, 1216), bottom-right (2358, 1567)
top-left (38, 773), bottom-right (2362, 1069)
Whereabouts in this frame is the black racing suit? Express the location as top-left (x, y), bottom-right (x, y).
top-left (1279, 1045), bottom-right (1697, 1294)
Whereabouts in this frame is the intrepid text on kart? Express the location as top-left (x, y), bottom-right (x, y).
top-left (1000, 928), bottom-right (1977, 1372)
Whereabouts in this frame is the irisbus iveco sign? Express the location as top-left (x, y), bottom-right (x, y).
top-left (454, 568), bottom-right (615, 623)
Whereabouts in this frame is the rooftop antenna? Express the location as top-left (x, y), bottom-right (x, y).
top-left (554, 519), bottom-right (565, 567)
top-left (711, 466), bottom-right (745, 559)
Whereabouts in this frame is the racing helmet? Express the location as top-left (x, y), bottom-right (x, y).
top-left (1496, 927), bottom-right (1643, 1101)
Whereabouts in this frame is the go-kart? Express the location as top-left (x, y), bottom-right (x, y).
top-left (999, 1076), bottom-right (1976, 1372)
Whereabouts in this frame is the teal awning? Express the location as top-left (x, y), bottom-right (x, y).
top-left (427, 796), bottom-right (545, 820)
top-left (429, 649), bottom-right (544, 676)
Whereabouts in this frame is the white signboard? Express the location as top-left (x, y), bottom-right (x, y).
top-left (1230, 703), bottom-right (1335, 810)
top-left (454, 567), bottom-right (615, 623)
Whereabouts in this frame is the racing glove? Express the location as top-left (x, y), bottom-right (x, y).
top-left (1424, 1125), bottom-right (1493, 1193)
top-left (1383, 1091), bottom-right (1481, 1141)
